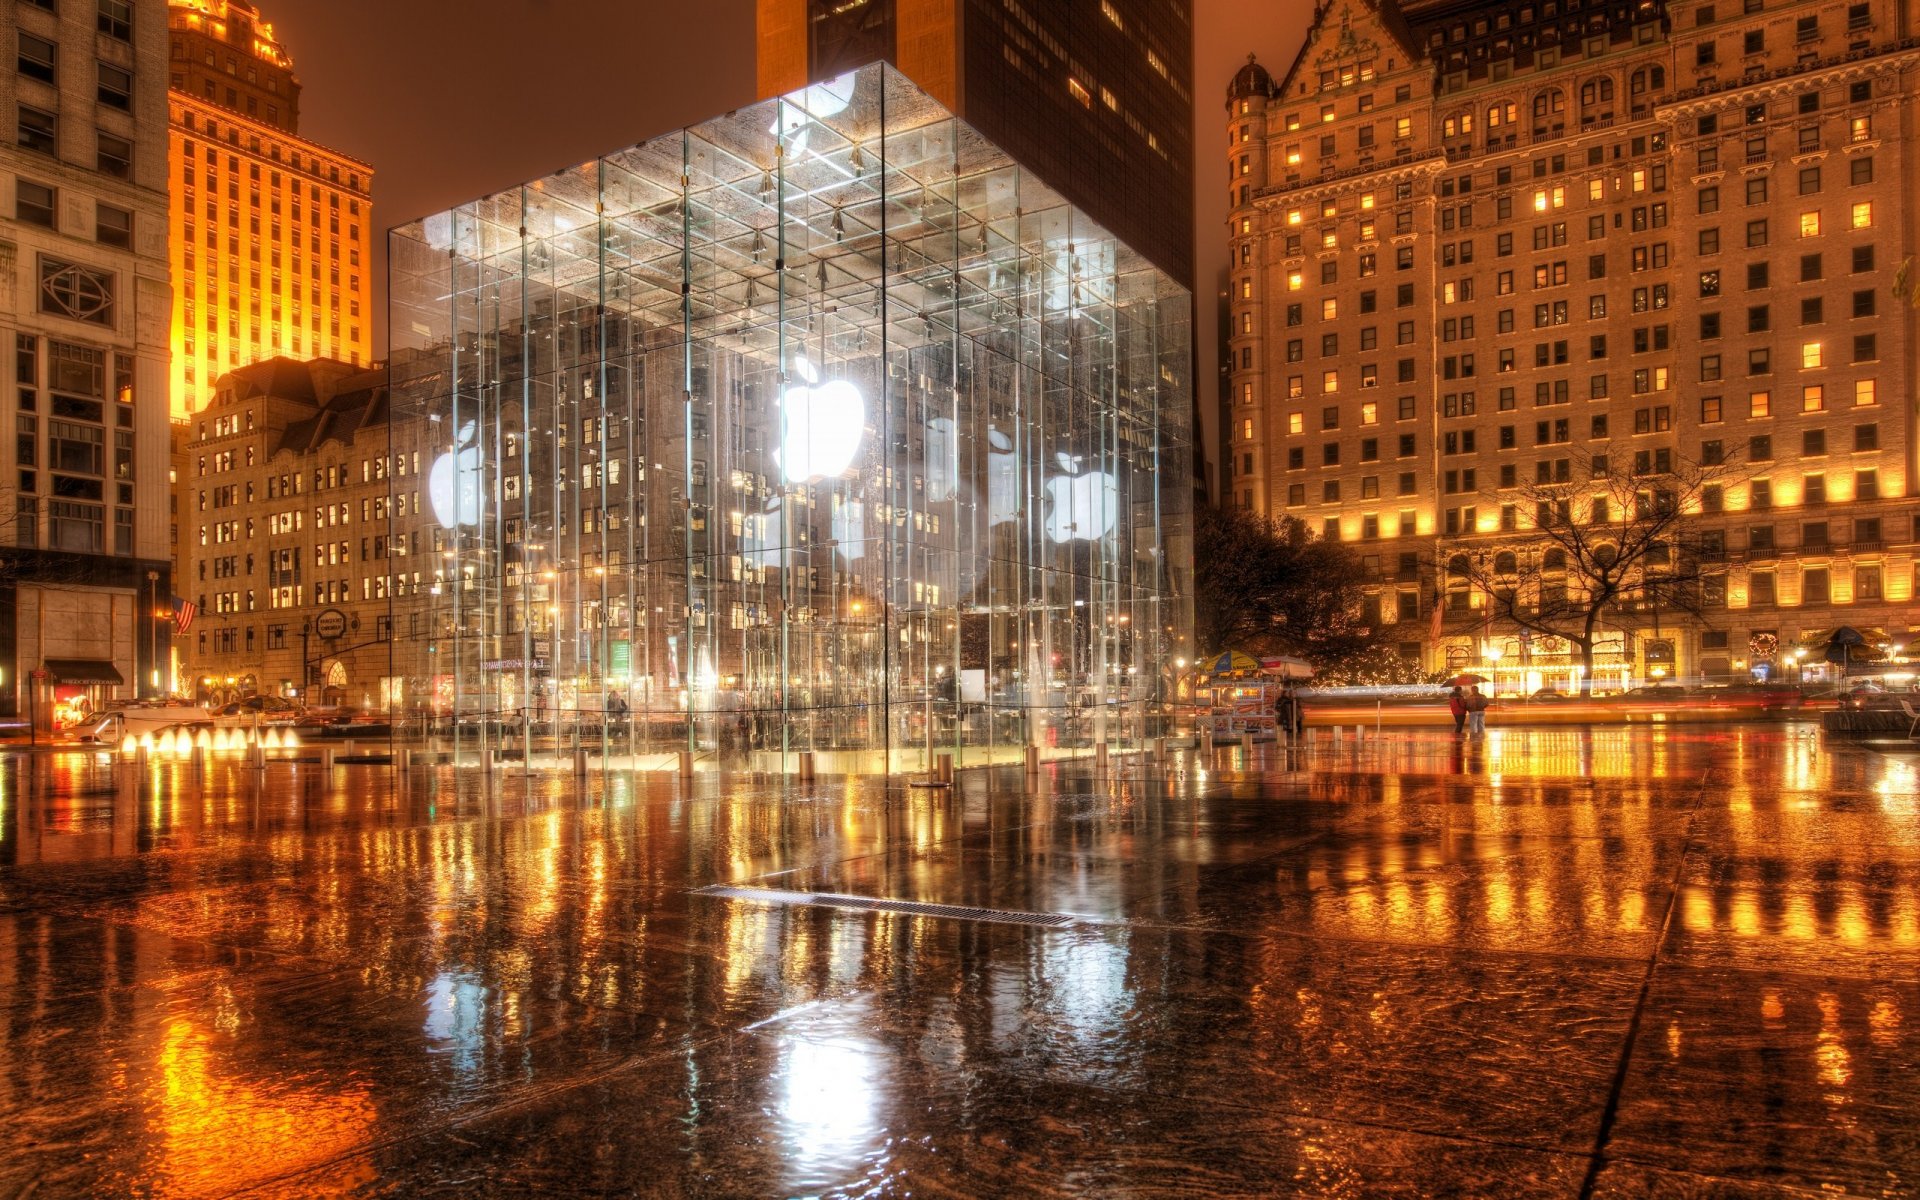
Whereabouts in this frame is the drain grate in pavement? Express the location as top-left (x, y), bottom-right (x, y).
top-left (692, 885), bottom-right (1075, 928)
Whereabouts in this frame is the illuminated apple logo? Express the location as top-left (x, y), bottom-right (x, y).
top-left (772, 72), bottom-right (857, 154)
top-left (778, 355), bottom-right (865, 483)
top-left (1043, 453), bottom-right (1118, 543)
top-left (428, 420), bottom-right (482, 528)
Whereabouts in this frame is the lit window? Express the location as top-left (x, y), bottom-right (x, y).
top-left (1287, 208), bottom-right (1303, 225)
top-left (1289, 412), bottom-right (1304, 434)
top-left (1799, 211), bottom-right (1821, 237)
top-left (1588, 178), bottom-right (1604, 200)
top-left (1396, 117), bottom-right (1412, 138)
top-left (1322, 200), bottom-right (1337, 218)
top-left (1850, 115), bottom-right (1871, 141)
top-left (1855, 378), bottom-right (1876, 405)
top-left (1801, 342), bottom-right (1823, 369)
top-left (1851, 201), bottom-right (1872, 228)
top-left (1802, 384), bottom-right (1824, 411)
top-left (1323, 370), bottom-right (1340, 392)
top-left (1322, 105), bottom-right (1336, 123)
top-left (1361, 402), bottom-right (1379, 425)
top-left (1241, 279), bottom-right (1253, 298)
top-left (1322, 230), bottom-right (1338, 249)
top-left (1750, 389), bottom-right (1771, 417)
top-left (1067, 78), bottom-right (1092, 107)
top-left (1533, 186), bottom-right (1566, 211)
top-left (1322, 298), bottom-right (1338, 319)
top-left (1287, 271), bottom-right (1303, 290)
top-left (1287, 146), bottom-right (1303, 165)
top-left (1360, 193), bottom-right (1375, 210)
top-left (1242, 418), bottom-right (1255, 440)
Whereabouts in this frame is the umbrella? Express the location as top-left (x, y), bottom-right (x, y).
top-left (1445, 673), bottom-right (1489, 687)
top-left (1260, 655), bottom-right (1315, 680)
top-left (1202, 650), bottom-right (1260, 675)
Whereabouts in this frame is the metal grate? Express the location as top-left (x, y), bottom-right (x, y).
top-left (692, 885), bottom-right (1076, 928)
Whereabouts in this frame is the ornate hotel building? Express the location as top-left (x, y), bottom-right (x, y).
top-left (164, 0), bottom-right (372, 417)
top-left (176, 356), bottom-right (432, 707)
top-left (1227, 0), bottom-right (1920, 686)
top-left (3, 0), bottom-right (176, 724)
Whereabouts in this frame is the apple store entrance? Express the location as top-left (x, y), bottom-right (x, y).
top-left (388, 63), bottom-right (1193, 775)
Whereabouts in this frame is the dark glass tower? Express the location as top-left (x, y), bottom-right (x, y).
top-left (758, 0), bottom-right (1195, 290)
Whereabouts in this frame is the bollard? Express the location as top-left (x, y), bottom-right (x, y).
top-left (1094, 742), bottom-right (1109, 774)
top-left (798, 751), bottom-right (816, 782)
top-left (319, 746), bottom-right (334, 770)
top-left (936, 752), bottom-right (953, 782)
top-left (678, 750), bottom-right (695, 778)
top-left (1240, 731), bottom-right (1253, 756)
top-left (1355, 724), bottom-right (1365, 741)
top-left (573, 746), bottom-right (588, 777)
top-left (1152, 736), bottom-right (1167, 760)
top-left (249, 742), bottom-right (266, 770)
top-left (481, 749), bottom-right (495, 775)
top-left (1024, 744), bottom-right (1041, 776)
top-left (344, 739), bottom-right (357, 759)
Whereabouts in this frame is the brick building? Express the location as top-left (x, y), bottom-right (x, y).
top-left (1227, 0), bottom-right (1919, 687)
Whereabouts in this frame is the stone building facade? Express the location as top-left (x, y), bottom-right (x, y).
top-left (3, 0), bottom-right (176, 725)
top-left (164, 0), bottom-right (372, 416)
top-left (176, 357), bottom-right (431, 708)
top-left (1228, 0), bottom-right (1919, 687)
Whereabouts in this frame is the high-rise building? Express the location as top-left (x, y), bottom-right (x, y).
top-left (175, 356), bottom-right (430, 707)
top-left (3, 0), bottom-right (176, 726)
top-left (756, 0), bottom-right (1195, 289)
top-left (164, 0), bottom-right (372, 417)
top-left (1229, 0), bottom-right (1918, 688)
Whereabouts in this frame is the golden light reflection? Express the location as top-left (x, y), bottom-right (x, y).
top-left (1815, 993), bottom-right (1852, 1094)
top-left (149, 1017), bottom-right (376, 1196)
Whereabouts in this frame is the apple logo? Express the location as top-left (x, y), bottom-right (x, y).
top-left (772, 72), bottom-right (857, 155)
top-left (428, 420), bottom-right (482, 528)
top-left (1042, 452), bottom-right (1118, 543)
top-left (778, 355), bottom-right (865, 483)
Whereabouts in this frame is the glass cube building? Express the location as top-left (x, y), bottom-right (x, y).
top-left (389, 64), bottom-right (1193, 773)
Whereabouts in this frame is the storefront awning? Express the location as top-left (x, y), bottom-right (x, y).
top-left (43, 659), bottom-right (124, 685)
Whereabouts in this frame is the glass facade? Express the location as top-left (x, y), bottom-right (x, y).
top-left (389, 64), bottom-right (1192, 773)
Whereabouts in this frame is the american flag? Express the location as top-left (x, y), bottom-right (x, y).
top-left (172, 596), bottom-right (197, 635)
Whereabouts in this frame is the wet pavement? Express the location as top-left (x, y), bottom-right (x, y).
top-left (0, 726), bottom-right (1915, 1198)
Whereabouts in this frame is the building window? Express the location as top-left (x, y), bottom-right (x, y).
top-left (37, 258), bottom-right (116, 326)
top-left (14, 180), bottom-right (56, 229)
top-left (48, 501), bottom-right (103, 554)
top-left (1851, 201), bottom-right (1873, 228)
top-left (95, 204), bottom-right (132, 248)
top-left (97, 133), bottom-right (132, 178)
top-left (96, 63), bottom-right (133, 111)
top-left (98, 0), bottom-right (133, 39)
top-left (17, 106), bottom-right (57, 156)
top-left (18, 34), bottom-right (57, 84)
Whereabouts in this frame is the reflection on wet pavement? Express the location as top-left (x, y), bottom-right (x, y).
top-left (0, 726), bottom-right (1913, 1197)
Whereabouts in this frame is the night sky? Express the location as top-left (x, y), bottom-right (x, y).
top-left (262, 0), bottom-right (1312, 487)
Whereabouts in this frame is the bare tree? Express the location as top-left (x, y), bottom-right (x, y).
top-left (1438, 453), bottom-right (1736, 694)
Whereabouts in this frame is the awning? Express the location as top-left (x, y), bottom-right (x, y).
top-left (43, 659), bottom-right (124, 685)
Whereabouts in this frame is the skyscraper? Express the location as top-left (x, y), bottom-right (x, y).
top-left (3, 0), bottom-right (176, 724)
top-left (164, 0), bottom-right (373, 417)
top-left (1228, 0), bottom-right (1919, 687)
top-left (756, 0), bottom-right (1195, 289)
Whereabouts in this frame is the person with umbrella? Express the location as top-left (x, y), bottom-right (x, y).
top-left (1444, 673), bottom-right (1488, 736)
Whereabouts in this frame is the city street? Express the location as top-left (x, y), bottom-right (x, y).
top-left (0, 727), bottom-right (1914, 1198)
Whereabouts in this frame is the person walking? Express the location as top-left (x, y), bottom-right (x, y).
top-left (1276, 685), bottom-right (1305, 741)
top-left (1466, 685), bottom-right (1490, 736)
top-left (1448, 685), bottom-right (1468, 736)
